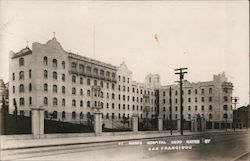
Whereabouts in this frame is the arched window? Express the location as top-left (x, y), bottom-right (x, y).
top-left (72, 99), bottom-right (76, 106)
top-left (53, 85), bottom-right (57, 93)
top-left (62, 111), bottom-right (66, 120)
top-left (62, 74), bottom-right (65, 81)
top-left (19, 71), bottom-right (25, 80)
top-left (44, 83), bottom-right (48, 92)
top-left (94, 68), bottom-right (98, 75)
top-left (43, 56), bottom-right (48, 66)
top-left (79, 64), bottom-right (85, 73)
top-left (20, 97), bottom-right (25, 106)
top-left (29, 69), bottom-right (32, 78)
top-left (44, 111), bottom-right (48, 118)
top-left (80, 77), bottom-right (83, 84)
top-left (12, 73), bottom-right (15, 81)
top-left (44, 70), bottom-right (48, 79)
top-left (71, 62), bottom-right (77, 70)
top-left (87, 90), bottom-right (91, 96)
top-left (19, 58), bottom-right (24, 66)
top-left (53, 98), bottom-right (57, 106)
top-left (62, 61), bottom-right (65, 69)
top-left (209, 114), bottom-right (212, 119)
top-left (87, 101), bottom-right (90, 107)
top-left (52, 59), bottom-right (57, 67)
top-left (80, 100), bottom-right (83, 107)
top-left (29, 97), bottom-right (32, 105)
top-left (72, 87), bottom-right (76, 94)
top-left (106, 71), bottom-right (110, 77)
top-left (80, 89), bottom-right (83, 95)
top-left (87, 79), bottom-right (91, 85)
top-left (72, 112), bottom-right (76, 119)
top-left (62, 98), bottom-right (65, 106)
top-left (62, 86), bottom-right (65, 94)
top-left (100, 70), bottom-right (104, 76)
top-left (19, 84), bottom-right (25, 93)
top-left (13, 86), bottom-right (15, 93)
top-left (53, 111), bottom-right (57, 119)
top-left (86, 66), bottom-right (91, 73)
top-left (29, 83), bottom-right (32, 92)
top-left (72, 75), bottom-right (76, 83)
top-left (94, 80), bottom-right (97, 86)
top-left (53, 72), bottom-right (57, 80)
top-left (44, 97), bottom-right (48, 105)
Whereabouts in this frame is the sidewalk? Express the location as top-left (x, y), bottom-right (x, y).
top-left (2, 129), bottom-right (245, 150)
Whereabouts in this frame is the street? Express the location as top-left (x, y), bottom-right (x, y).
top-left (17, 131), bottom-right (249, 161)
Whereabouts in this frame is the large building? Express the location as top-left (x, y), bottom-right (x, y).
top-left (8, 36), bottom-right (233, 128)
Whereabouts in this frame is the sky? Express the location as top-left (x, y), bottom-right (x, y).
top-left (0, 1), bottom-right (249, 106)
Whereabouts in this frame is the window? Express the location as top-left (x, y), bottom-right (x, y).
top-left (94, 68), bottom-right (98, 75)
top-left (62, 99), bottom-right (65, 106)
top-left (106, 71), bottom-right (110, 77)
top-left (100, 70), bottom-right (104, 76)
top-left (175, 98), bottom-right (178, 103)
top-left (72, 112), bottom-right (76, 119)
top-left (72, 87), bottom-right (76, 94)
top-left (106, 103), bottom-right (109, 109)
top-left (223, 88), bottom-right (228, 93)
top-left (52, 111), bottom-right (57, 119)
top-left (72, 99), bottom-right (76, 107)
top-left (19, 71), bottom-right (25, 80)
top-left (175, 91), bottom-right (178, 95)
top-left (44, 70), bottom-right (48, 79)
top-left (20, 97), bottom-right (25, 106)
top-left (72, 75), bottom-right (76, 83)
top-left (195, 97), bottom-right (197, 102)
top-left (86, 66), bottom-right (91, 73)
top-left (127, 78), bottom-right (130, 83)
top-left (80, 112), bottom-right (83, 119)
top-left (79, 64), bottom-right (84, 73)
top-left (188, 98), bottom-right (191, 103)
top-left (29, 83), bottom-right (32, 92)
top-left (123, 86), bottom-right (125, 91)
top-left (201, 97), bottom-right (204, 102)
top-left (163, 92), bottom-right (165, 96)
top-left (13, 86), bottom-right (15, 93)
top-left (201, 105), bottom-right (204, 111)
top-left (62, 74), bottom-right (65, 81)
top-left (44, 111), bottom-right (48, 118)
top-left (43, 56), bottom-right (48, 65)
top-left (195, 106), bottom-right (197, 111)
top-left (106, 113), bottom-right (109, 119)
top-left (112, 103), bottom-right (115, 109)
top-left (195, 89), bottom-right (197, 94)
top-left (201, 88), bottom-right (204, 94)
top-left (122, 76), bottom-right (125, 82)
top-left (188, 114), bottom-right (191, 119)
top-left (87, 79), bottom-right (91, 85)
top-left (107, 82), bottom-right (109, 89)
top-left (62, 86), bottom-right (65, 94)
top-left (188, 89), bottom-right (191, 95)
top-left (175, 106), bottom-right (178, 111)
top-left (209, 97), bottom-right (212, 102)
top-left (100, 81), bottom-right (103, 87)
top-left (19, 58), bottom-right (24, 66)
top-left (223, 105), bottom-right (228, 110)
top-left (62, 111), bottom-right (66, 119)
top-left (44, 83), bottom-right (48, 92)
top-left (80, 100), bottom-right (83, 107)
top-left (53, 98), bottom-right (57, 106)
top-left (29, 97), bottom-right (32, 105)
top-left (53, 72), bottom-right (57, 80)
top-left (209, 105), bottom-right (212, 111)
top-left (223, 113), bottom-right (227, 119)
top-left (87, 90), bottom-right (91, 96)
top-left (29, 69), bottom-right (32, 78)
top-left (188, 106), bottom-right (191, 111)
top-left (52, 59), bottom-right (57, 67)
top-left (53, 85), bottom-right (57, 93)
top-left (112, 83), bottom-right (115, 90)
top-left (94, 80), bottom-right (97, 86)
top-left (19, 84), bottom-right (25, 93)
top-left (12, 73), bottom-right (15, 81)
top-left (163, 107), bottom-right (166, 111)
top-left (112, 93), bottom-right (115, 99)
top-left (209, 88), bottom-right (212, 94)
top-left (80, 89), bottom-right (83, 95)
top-left (44, 97), bottom-right (48, 105)
top-left (80, 77), bottom-right (83, 84)
top-left (62, 61), bottom-right (65, 69)
top-left (224, 96), bottom-right (228, 102)
top-left (209, 114), bottom-right (212, 119)
top-left (87, 101), bottom-right (90, 107)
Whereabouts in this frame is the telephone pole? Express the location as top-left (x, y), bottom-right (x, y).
top-left (175, 67), bottom-right (188, 135)
top-left (232, 97), bottom-right (239, 132)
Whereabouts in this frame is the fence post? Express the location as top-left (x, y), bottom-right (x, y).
top-left (158, 116), bottom-right (163, 131)
top-left (94, 111), bottom-right (102, 136)
top-left (132, 114), bottom-right (139, 133)
top-left (31, 106), bottom-right (44, 139)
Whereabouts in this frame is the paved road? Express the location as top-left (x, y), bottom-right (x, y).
top-left (18, 131), bottom-right (249, 161)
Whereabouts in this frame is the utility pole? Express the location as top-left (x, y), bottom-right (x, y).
top-left (175, 67), bottom-right (188, 135)
top-left (169, 86), bottom-right (173, 136)
top-left (232, 97), bottom-right (239, 132)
